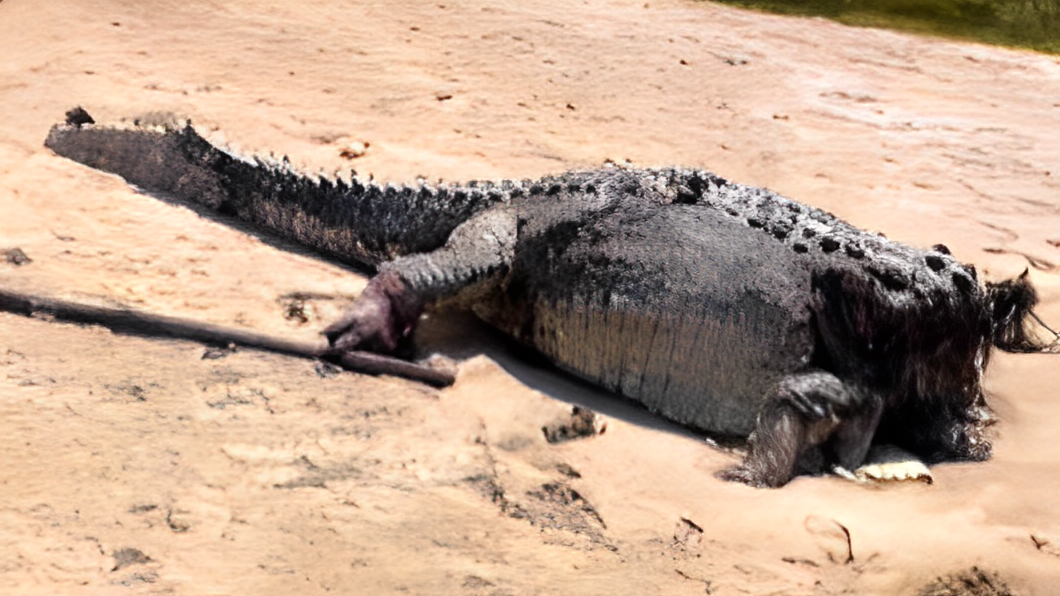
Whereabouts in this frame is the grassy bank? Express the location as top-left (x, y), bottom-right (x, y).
top-left (708, 0), bottom-right (1060, 54)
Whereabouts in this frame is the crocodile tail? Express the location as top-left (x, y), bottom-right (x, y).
top-left (44, 107), bottom-right (500, 269)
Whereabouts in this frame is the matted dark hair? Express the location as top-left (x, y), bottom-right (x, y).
top-left (813, 266), bottom-right (1051, 465)
top-left (986, 270), bottom-right (1049, 353)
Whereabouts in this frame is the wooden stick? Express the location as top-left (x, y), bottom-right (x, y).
top-left (0, 287), bottom-right (455, 387)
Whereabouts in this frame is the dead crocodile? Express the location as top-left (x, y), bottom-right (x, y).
top-left (42, 107), bottom-right (1054, 487)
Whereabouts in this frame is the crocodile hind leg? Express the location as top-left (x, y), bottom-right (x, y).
top-left (718, 371), bottom-right (884, 488)
top-left (324, 206), bottom-right (517, 355)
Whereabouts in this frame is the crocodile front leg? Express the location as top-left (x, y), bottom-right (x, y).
top-left (719, 371), bottom-right (884, 488)
top-left (324, 206), bottom-right (517, 355)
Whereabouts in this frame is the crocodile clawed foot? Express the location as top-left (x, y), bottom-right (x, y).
top-left (324, 293), bottom-right (399, 354)
top-left (323, 270), bottom-right (424, 356)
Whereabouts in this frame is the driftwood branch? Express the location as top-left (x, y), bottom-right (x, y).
top-left (0, 288), bottom-right (455, 387)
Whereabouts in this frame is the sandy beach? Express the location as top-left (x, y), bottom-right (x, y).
top-left (2, 0), bottom-right (1060, 593)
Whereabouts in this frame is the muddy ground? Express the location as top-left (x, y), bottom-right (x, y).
top-left (2, 0), bottom-right (1060, 594)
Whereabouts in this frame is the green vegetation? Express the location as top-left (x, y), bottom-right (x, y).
top-left (708, 0), bottom-right (1060, 54)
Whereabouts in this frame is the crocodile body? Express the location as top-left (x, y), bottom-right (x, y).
top-left (44, 110), bottom-right (1042, 487)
